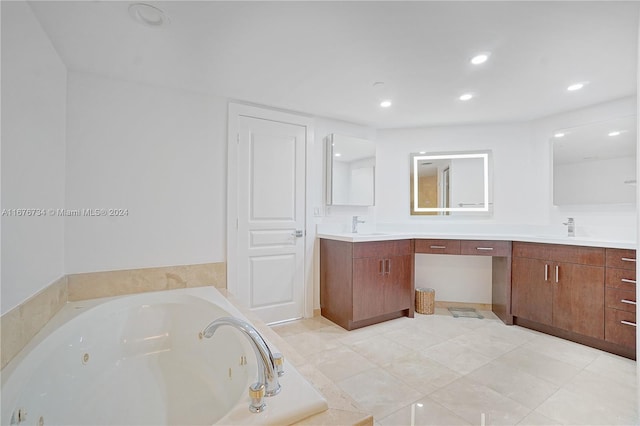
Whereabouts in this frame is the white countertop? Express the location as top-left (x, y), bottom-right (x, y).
top-left (317, 231), bottom-right (637, 250)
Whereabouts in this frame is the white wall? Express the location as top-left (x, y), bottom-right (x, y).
top-left (65, 72), bottom-right (227, 273)
top-left (1, 2), bottom-right (67, 314)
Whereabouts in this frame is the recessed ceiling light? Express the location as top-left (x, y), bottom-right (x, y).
top-left (554, 132), bottom-right (565, 138)
top-left (334, 153), bottom-right (342, 157)
top-left (380, 100), bottom-right (392, 108)
top-left (419, 151), bottom-right (427, 154)
top-left (470, 53), bottom-right (490, 65)
top-left (567, 82), bottom-right (586, 91)
top-left (608, 131), bottom-right (621, 136)
top-left (459, 93), bottom-right (473, 101)
top-left (129, 3), bottom-right (169, 28)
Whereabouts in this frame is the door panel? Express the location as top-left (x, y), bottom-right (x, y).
top-left (237, 115), bottom-right (306, 324)
top-left (250, 254), bottom-right (295, 308)
top-left (250, 132), bottom-right (297, 220)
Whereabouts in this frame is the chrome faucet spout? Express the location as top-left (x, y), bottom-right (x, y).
top-left (352, 215), bottom-right (365, 233)
top-left (563, 217), bottom-right (575, 237)
top-left (202, 317), bottom-right (281, 397)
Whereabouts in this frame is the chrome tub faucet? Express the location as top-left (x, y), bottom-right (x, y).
top-left (202, 317), bottom-right (283, 413)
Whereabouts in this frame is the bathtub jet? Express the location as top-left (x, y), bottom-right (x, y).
top-left (201, 316), bottom-right (283, 413)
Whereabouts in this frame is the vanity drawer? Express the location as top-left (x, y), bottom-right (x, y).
top-left (606, 248), bottom-right (636, 270)
top-left (353, 239), bottom-right (413, 258)
top-left (415, 239), bottom-right (460, 255)
top-left (460, 240), bottom-right (510, 257)
top-left (512, 242), bottom-right (604, 265)
top-left (605, 267), bottom-right (636, 291)
top-left (605, 308), bottom-right (637, 348)
top-left (605, 287), bottom-right (636, 312)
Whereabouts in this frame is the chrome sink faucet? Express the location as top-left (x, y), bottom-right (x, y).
top-left (563, 217), bottom-right (575, 237)
top-left (202, 317), bottom-right (283, 413)
top-left (352, 215), bottom-right (365, 233)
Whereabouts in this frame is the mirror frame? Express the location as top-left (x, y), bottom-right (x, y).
top-left (410, 151), bottom-right (491, 214)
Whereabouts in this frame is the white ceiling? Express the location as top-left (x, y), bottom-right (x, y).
top-left (27, 1), bottom-right (639, 129)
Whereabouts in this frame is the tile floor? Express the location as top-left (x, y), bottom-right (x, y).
top-left (271, 309), bottom-right (638, 425)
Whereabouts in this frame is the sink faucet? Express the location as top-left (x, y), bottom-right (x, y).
top-left (202, 317), bottom-right (282, 412)
top-left (563, 217), bottom-right (575, 237)
top-left (352, 215), bottom-right (365, 233)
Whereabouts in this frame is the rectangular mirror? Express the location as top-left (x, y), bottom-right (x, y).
top-left (552, 115), bottom-right (636, 205)
top-left (326, 134), bottom-right (375, 206)
top-left (410, 151), bottom-right (492, 215)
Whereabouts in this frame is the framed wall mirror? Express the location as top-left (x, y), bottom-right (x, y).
top-left (552, 115), bottom-right (636, 206)
top-left (410, 151), bottom-right (492, 215)
top-left (326, 134), bottom-right (375, 206)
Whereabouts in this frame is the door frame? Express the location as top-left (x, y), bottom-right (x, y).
top-left (227, 102), bottom-right (315, 319)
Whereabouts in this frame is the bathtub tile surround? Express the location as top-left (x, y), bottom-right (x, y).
top-left (0, 276), bottom-right (67, 369)
top-left (67, 262), bottom-right (226, 300)
top-left (0, 262), bottom-right (225, 370)
top-left (272, 309), bottom-right (638, 425)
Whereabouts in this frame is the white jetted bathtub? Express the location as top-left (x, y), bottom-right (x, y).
top-left (1, 287), bottom-right (327, 425)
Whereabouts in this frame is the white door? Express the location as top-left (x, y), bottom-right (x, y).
top-left (232, 111), bottom-right (307, 324)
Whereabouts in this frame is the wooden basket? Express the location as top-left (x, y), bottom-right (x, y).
top-left (415, 288), bottom-right (435, 315)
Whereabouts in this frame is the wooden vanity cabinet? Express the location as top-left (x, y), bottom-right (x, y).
top-left (320, 239), bottom-right (414, 330)
top-left (511, 242), bottom-right (605, 340)
top-left (604, 248), bottom-right (636, 355)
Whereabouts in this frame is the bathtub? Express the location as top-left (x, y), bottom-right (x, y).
top-left (1, 287), bottom-right (327, 425)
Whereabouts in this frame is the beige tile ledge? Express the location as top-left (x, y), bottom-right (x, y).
top-left (68, 262), bottom-right (226, 300)
top-left (221, 290), bottom-right (373, 426)
top-left (1, 275), bottom-right (68, 369)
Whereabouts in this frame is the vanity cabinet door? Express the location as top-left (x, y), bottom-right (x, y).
top-left (352, 257), bottom-right (385, 321)
top-left (511, 256), bottom-right (552, 325)
top-left (552, 262), bottom-right (604, 339)
top-left (384, 254), bottom-right (413, 314)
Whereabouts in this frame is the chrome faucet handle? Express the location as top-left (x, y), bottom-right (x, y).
top-left (273, 353), bottom-right (285, 377)
top-left (249, 383), bottom-right (266, 413)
